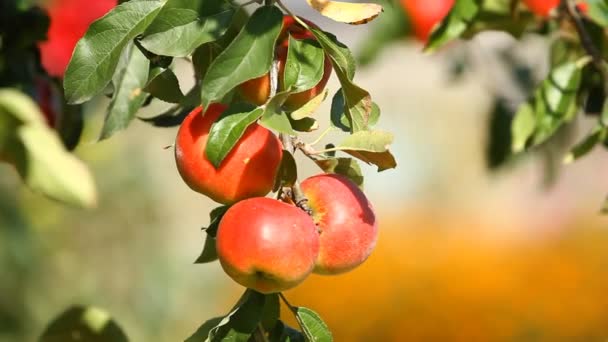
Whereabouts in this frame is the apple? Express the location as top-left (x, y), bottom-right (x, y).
top-left (239, 16), bottom-right (333, 110)
top-left (401, 0), bottom-right (454, 42)
top-left (38, 0), bottom-right (117, 77)
top-left (216, 197), bottom-right (320, 293)
top-left (174, 105), bottom-right (283, 204)
top-left (523, 0), bottom-right (559, 16)
top-left (301, 174), bottom-right (378, 275)
top-left (523, 0), bottom-right (588, 17)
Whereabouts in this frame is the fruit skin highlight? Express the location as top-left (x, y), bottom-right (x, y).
top-left (401, 0), bottom-right (455, 42)
top-left (216, 197), bottom-right (320, 294)
top-left (174, 105), bottom-right (283, 204)
top-left (239, 16), bottom-right (332, 110)
top-left (301, 174), bottom-right (378, 275)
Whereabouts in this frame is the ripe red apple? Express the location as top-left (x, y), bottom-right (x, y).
top-left (523, 0), bottom-right (559, 16)
top-left (301, 174), bottom-right (378, 275)
top-left (174, 105), bottom-right (283, 204)
top-left (523, 0), bottom-right (588, 17)
top-left (401, 0), bottom-right (454, 42)
top-left (239, 16), bottom-right (332, 110)
top-left (38, 0), bottom-right (117, 77)
top-left (216, 197), bottom-right (320, 293)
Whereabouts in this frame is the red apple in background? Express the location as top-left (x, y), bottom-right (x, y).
top-left (239, 16), bottom-right (333, 110)
top-left (301, 174), bottom-right (378, 275)
top-left (175, 105), bottom-right (283, 204)
top-left (216, 197), bottom-right (320, 293)
top-left (401, 0), bottom-right (455, 42)
top-left (38, 0), bottom-right (117, 77)
top-left (523, 0), bottom-right (588, 17)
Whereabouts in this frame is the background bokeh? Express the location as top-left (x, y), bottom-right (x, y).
top-left (2, 1), bottom-right (608, 341)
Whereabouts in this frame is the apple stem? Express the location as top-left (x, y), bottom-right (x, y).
top-left (279, 133), bottom-right (313, 215)
top-left (278, 292), bottom-right (297, 314)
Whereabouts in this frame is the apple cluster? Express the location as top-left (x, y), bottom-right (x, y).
top-left (174, 17), bottom-right (378, 294)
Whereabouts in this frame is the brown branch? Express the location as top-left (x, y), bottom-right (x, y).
top-left (279, 133), bottom-right (313, 215)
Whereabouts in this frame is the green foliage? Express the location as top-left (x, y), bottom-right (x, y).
top-left (293, 307), bottom-right (333, 342)
top-left (64, 0), bottom-right (165, 104)
top-left (101, 43), bottom-right (150, 140)
top-left (140, 0), bottom-right (235, 57)
top-left (195, 205), bottom-right (230, 264)
top-left (206, 103), bottom-right (263, 168)
top-left (0, 89), bottom-right (96, 208)
top-left (200, 6), bottom-right (283, 108)
top-left (39, 306), bottom-right (128, 342)
top-left (283, 37), bottom-right (326, 92)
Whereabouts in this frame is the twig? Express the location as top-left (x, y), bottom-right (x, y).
top-left (279, 133), bottom-right (314, 215)
top-left (561, 0), bottom-right (608, 83)
top-left (278, 293), bottom-right (297, 314)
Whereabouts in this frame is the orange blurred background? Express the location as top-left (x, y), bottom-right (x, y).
top-left (2, 0), bottom-right (608, 341)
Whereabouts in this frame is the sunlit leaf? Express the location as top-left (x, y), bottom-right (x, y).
top-left (294, 307), bottom-right (333, 342)
top-left (140, 0), bottom-right (234, 57)
top-left (100, 43), bottom-right (150, 140)
top-left (64, 0), bottom-right (164, 104)
top-left (201, 6), bottom-right (282, 108)
top-left (306, 0), bottom-right (382, 24)
top-left (205, 103), bottom-right (263, 168)
top-left (283, 37), bottom-right (325, 93)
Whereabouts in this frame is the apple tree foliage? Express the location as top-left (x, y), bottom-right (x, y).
top-left (2, 0), bottom-right (608, 340)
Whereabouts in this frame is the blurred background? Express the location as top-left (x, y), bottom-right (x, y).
top-left (2, 0), bottom-right (608, 341)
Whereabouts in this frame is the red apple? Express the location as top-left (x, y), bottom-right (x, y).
top-left (301, 174), bottom-right (378, 275)
top-left (174, 105), bottom-right (283, 204)
top-left (39, 0), bottom-right (117, 77)
top-left (239, 16), bottom-right (332, 110)
top-left (523, 0), bottom-right (588, 17)
top-left (523, 0), bottom-right (559, 16)
top-left (216, 197), bottom-right (320, 293)
top-left (401, 0), bottom-right (454, 42)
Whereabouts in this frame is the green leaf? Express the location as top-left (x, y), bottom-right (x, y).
top-left (205, 290), bottom-right (274, 342)
top-left (140, 0), bottom-right (234, 57)
top-left (193, 42), bottom-right (223, 80)
top-left (294, 307), bottom-right (333, 342)
top-left (273, 150), bottom-right (298, 191)
top-left (310, 28), bottom-right (371, 132)
top-left (64, 0), bottom-right (164, 104)
top-left (511, 60), bottom-right (585, 152)
top-left (185, 317), bottom-right (223, 342)
top-left (425, 0), bottom-right (482, 52)
top-left (144, 67), bottom-right (184, 103)
top-left (563, 125), bottom-right (606, 164)
top-left (269, 321), bottom-right (306, 342)
top-left (289, 116), bottom-right (319, 132)
top-left (331, 90), bottom-right (379, 131)
top-left (587, 0), bottom-right (608, 27)
top-left (260, 90), bottom-right (297, 134)
top-left (39, 306), bottom-right (128, 342)
top-left (309, 29), bottom-right (355, 80)
top-left (195, 233), bottom-right (218, 264)
top-left (260, 294), bottom-right (280, 331)
top-left (283, 37), bottom-right (325, 92)
top-left (334, 130), bottom-right (397, 171)
top-left (511, 102), bottom-right (536, 152)
top-left (0, 89), bottom-right (97, 208)
top-left (314, 157), bottom-right (363, 187)
top-left (201, 6), bottom-right (283, 108)
top-left (290, 89), bottom-right (328, 120)
top-left (205, 103), bottom-right (263, 168)
top-left (100, 43), bottom-right (150, 140)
